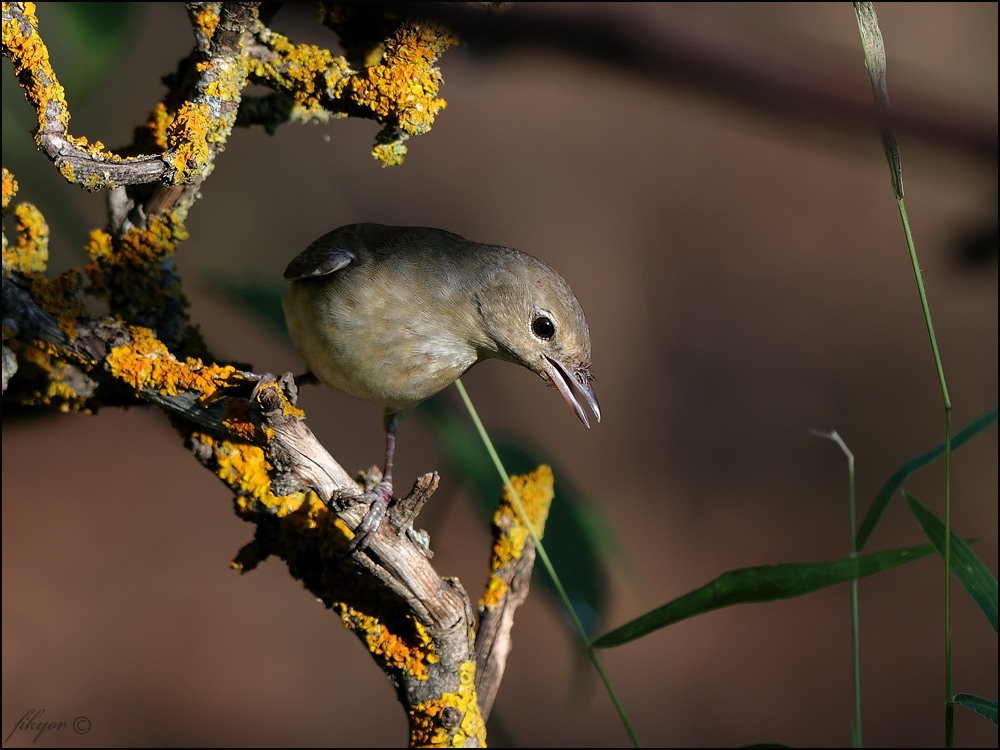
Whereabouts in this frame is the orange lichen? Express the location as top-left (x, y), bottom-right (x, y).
top-left (191, 430), bottom-right (326, 519)
top-left (106, 325), bottom-right (236, 399)
top-left (2, 167), bottom-right (18, 212)
top-left (192, 3), bottom-right (220, 42)
top-left (408, 661), bottom-right (486, 747)
top-left (2, 2), bottom-right (70, 135)
top-left (165, 101), bottom-right (213, 181)
top-left (337, 605), bottom-right (439, 681)
top-left (64, 133), bottom-right (119, 161)
top-left (2, 4), bottom-right (122, 173)
top-left (138, 102), bottom-right (173, 152)
top-left (222, 399), bottom-right (262, 442)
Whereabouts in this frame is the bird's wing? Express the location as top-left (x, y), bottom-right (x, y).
top-left (283, 240), bottom-right (355, 280)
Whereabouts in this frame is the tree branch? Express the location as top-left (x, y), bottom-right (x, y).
top-left (2, 5), bottom-right (558, 744)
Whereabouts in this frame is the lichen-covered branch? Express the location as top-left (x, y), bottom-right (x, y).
top-left (475, 466), bottom-right (555, 719)
top-left (3, 5), bottom-right (535, 745)
top-left (1, 1), bottom-right (252, 190)
top-left (3, 0), bottom-right (457, 196)
top-left (3, 187), bottom-right (485, 743)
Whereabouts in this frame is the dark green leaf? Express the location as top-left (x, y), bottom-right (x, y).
top-left (44, 3), bottom-right (138, 103)
top-left (904, 492), bottom-right (998, 634)
top-left (206, 275), bottom-right (291, 340)
top-left (593, 543), bottom-right (936, 648)
top-left (952, 693), bottom-right (998, 725)
top-left (856, 408), bottom-right (997, 550)
top-left (418, 394), bottom-right (621, 634)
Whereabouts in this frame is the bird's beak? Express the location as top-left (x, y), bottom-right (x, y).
top-left (542, 355), bottom-right (601, 428)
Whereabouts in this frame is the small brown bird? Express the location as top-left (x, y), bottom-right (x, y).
top-left (283, 224), bottom-right (599, 549)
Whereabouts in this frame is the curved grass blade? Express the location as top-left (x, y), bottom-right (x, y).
top-left (904, 492), bottom-right (998, 634)
top-left (952, 694), bottom-right (998, 725)
top-left (593, 543), bottom-right (936, 648)
top-left (856, 408), bottom-right (997, 551)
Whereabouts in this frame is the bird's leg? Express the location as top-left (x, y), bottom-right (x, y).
top-left (346, 429), bottom-right (396, 553)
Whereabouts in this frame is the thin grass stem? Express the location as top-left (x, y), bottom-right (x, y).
top-left (853, 6), bottom-right (954, 743)
top-left (812, 430), bottom-right (862, 746)
top-left (895, 196), bottom-right (954, 746)
top-left (455, 378), bottom-right (642, 748)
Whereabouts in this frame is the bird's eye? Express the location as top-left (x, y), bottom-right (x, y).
top-left (532, 315), bottom-right (555, 340)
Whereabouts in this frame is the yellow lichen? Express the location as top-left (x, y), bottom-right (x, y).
top-left (337, 605), bottom-right (439, 681)
top-left (85, 216), bottom-right (187, 301)
top-left (251, 30), bottom-right (353, 111)
top-left (252, 15), bottom-right (456, 165)
top-left (8, 342), bottom-right (90, 411)
top-left (372, 136), bottom-right (408, 167)
top-left (142, 102), bottom-right (173, 152)
top-left (408, 661), bottom-right (486, 747)
top-left (5, 201), bottom-right (48, 274)
top-left (29, 269), bottom-right (83, 339)
top-left (490, 465), bottom-right (554, 570)
top-left (83, 228), bottom-right (113, 260)
top-left (346, 22), bottom-right (455, 139)
top-left (82, 171), bottom-right (116, 192)
top-left (479, 574), bottom-right (508, 612)
top-left (479, 466), bottom-right (554, 615)
top-left (58, 161), bottom-right (75, 182)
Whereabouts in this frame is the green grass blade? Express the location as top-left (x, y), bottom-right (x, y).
top-left (952, 694), bottom-right (998, 725)
top-left (593, 544), bottom-right (936, 648)
top-left (856, 408), bottom-right (997, 551)
top-left (904, 492), bottom-right (998, 634)
top-left (418, 395), bottom-right (616, 634)
top-left (453, 379), bottom-right (642, 747)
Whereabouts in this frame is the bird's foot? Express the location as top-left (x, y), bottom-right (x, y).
top-left (248, 371), bottom-right (300, 405)
top-left (345, 479), bottom-right (393, 553)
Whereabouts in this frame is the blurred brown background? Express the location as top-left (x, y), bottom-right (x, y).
top-left (3, 3), bottom-right (996, 746)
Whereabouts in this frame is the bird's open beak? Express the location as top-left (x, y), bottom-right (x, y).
top-left (542, 355), bottom-right (601, 428)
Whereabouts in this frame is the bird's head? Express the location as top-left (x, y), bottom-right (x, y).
top-left (474, 249), bottom-right (600, 428)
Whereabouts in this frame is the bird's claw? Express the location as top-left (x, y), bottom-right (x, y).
top-left (345, 479), bottom-right (393, 554)
top-left (249, 371), bottom-right (300, 405)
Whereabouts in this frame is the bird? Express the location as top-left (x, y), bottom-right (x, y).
top-left (283, 223), bottom-right (599, 550)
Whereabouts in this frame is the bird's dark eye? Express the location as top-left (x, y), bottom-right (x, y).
top-left (532, 315), bottom-right (555, 340)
